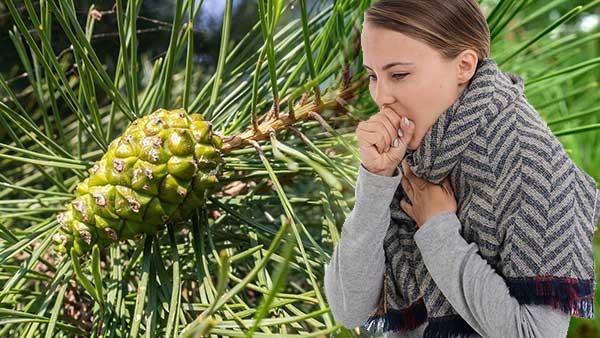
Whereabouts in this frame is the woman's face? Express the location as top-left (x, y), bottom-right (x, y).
top-left (360, 21), bottom-right (477, 150)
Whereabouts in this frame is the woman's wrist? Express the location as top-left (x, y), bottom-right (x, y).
top-left (375, 168), bottom-right (397, 177)
top-left (360, 163), bottom-right (401, 178)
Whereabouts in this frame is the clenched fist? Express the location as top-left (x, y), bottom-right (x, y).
top-left (356, 107), bottom-right (415, 176)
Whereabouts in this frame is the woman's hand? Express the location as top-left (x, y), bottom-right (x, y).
top-left (356, 107), bottom-right (415, 176)
top-left (399, 159), bottom-right (457, 228)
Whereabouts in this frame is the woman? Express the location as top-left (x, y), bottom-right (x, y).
top-left (323, 1), bottom-right (600, 337)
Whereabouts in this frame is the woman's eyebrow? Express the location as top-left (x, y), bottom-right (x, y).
top-left (363, 62), bottom-right (415, 70)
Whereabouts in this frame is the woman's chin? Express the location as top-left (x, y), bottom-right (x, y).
top-left (406, 136), bottom-right (423, 150)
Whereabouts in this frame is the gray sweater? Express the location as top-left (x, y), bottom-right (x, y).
top-left (323, 163), bottom-right (571, 337)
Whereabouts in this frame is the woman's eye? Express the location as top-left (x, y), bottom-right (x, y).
top-left (367, 73), bottom-right (407, 81)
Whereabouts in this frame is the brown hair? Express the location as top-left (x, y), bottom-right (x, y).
top-left (364, 0), bottom-right (490, 64)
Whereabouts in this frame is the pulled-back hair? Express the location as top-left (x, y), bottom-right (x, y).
top-left (364, 0), bottom-right (490, 63)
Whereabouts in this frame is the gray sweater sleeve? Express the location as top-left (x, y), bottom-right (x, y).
top-left (414, 211), bottom-right (571, 338)
top-left (323, 162), bottom-right (403, 329)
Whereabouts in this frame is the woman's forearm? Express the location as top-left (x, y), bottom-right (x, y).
top-left (414, 211), bottom-right (571, 338)
top-left (324, 163), bottom-right (402, 329)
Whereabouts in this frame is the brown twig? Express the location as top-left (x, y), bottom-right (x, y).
top-left (219, 77), bottom-right (367, 153)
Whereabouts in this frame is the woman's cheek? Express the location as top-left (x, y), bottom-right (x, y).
top-left (410, 124), bottom-right (425, 149)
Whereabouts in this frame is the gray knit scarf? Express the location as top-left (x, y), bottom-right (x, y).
top-left (364, 57), bottom-right (600, 337)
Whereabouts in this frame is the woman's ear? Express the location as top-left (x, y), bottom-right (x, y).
top-left (456, 50), bottom-right (479, 85)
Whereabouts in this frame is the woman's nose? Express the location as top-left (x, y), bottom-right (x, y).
top-left (373, 81), bottom-right (395, 107)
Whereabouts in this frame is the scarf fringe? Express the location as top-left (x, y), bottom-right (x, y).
top-left (506, 276), bottom-right (595, 318)
top-left (363, 297), bottom-right (427, 333)
top-left (423, 315), bottom-right (477, 338)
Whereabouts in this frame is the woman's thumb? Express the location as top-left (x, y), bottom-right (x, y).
top-left (443, 176), bottom-right (454, 193)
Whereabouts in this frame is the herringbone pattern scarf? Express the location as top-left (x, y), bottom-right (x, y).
top-left (364, 58), bottom-right (600, 337)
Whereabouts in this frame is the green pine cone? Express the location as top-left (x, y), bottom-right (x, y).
top-left (52, 108), bottom-right (224, 256)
